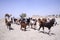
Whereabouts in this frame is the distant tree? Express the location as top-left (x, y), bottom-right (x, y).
top-left (20, 13), bottom-right (27, 18)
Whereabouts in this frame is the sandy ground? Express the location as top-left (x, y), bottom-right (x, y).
top-left (0, 18), bottom-right (60, 40)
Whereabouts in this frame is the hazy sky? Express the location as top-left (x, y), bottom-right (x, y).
top-left (0, 0), bottom-right (60, 18)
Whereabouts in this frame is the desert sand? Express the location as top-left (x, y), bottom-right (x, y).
top-left (0, 18), bottom-right (60, 40)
